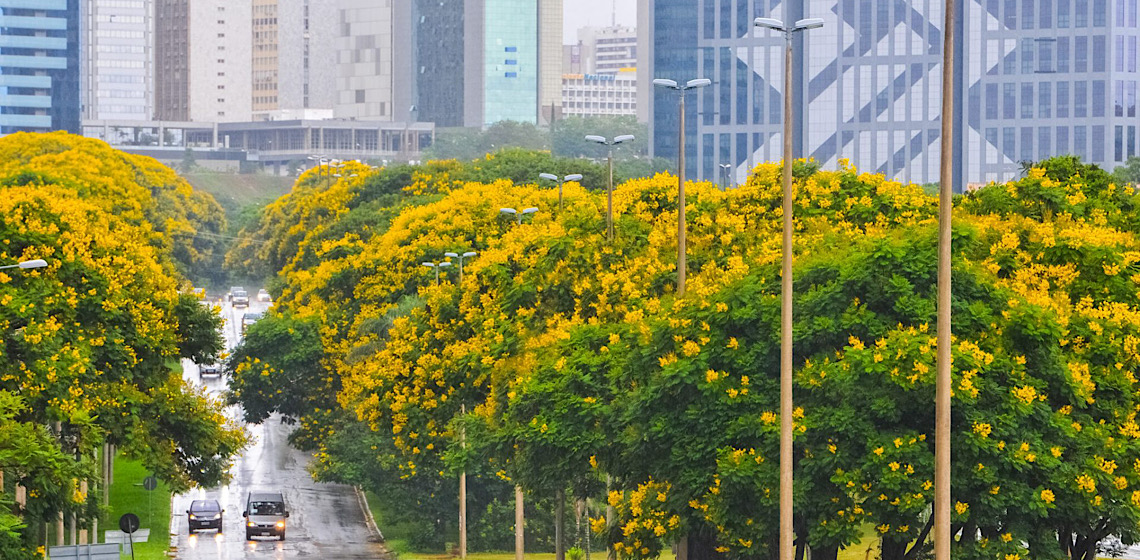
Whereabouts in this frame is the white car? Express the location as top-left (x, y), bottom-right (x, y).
top-left (257, 289), bottom-right (271, 302)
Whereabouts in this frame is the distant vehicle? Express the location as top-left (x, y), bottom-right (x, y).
top-left (199, 362), bottom-right (222, 379)
top-left (243, 492), bottom-right (289, 541)
top-left (187, 499), bottom-right (223, 534)
top-left (241, 311), bottom-right (264, 334)
top-left (257, 289), bottom-right (271, 302)
top-left (227, 286), bottom-right (245, 302)
top-left (232, 290), bottom-right (250, 308)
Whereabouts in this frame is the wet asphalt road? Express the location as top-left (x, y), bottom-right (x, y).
top-left (168, 300), bottom-right (388, 560)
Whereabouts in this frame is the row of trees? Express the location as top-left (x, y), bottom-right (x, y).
top-left (0, 133), bottom-right (246, 558)
top-left (228, 149), bottom-right (1140, 560)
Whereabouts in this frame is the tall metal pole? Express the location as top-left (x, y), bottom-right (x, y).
top-left (460, 404), bottom-right (467, 559)
top-left (779, 24), bottom-right (795, 560)
top-left (607, 149), bottom-right (615, 242)
top-left (677, 92), bottom-right (687, 296)
top-left (558, 179), bottom-right (564, 212)
top-left (515, 485), bottom-right (525, 560)
top-left (935, 1), bottom-right (956, 559)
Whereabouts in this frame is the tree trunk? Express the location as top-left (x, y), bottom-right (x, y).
top-left (880, 538), bottom-right (907, 560)
top-left (555, 490), bottom-right (565, 560)
top-left (515, 485), bottom-right (525, 560)
top-left (794, 539), bottom-right (806, 560)
top-left (903, 518), bottom-right (934, 560)
top-left (683, 528), bottom-right (720, 560)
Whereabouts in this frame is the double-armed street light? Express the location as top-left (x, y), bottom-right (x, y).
top-left (754, 14), bottom-right (822, 560)
top-left (0, 259), bottom-right (48, 271)
top-left (584, 135), bottom-right (634, 242)
top-left (499, 207), bottom-right (539, 225)
top-left (719, 163), bottom-right (733, 191)
top-left (421, 261), bottom-right (452, 284)
top-left (538, 173), bottom-right (584, 212)
top-left (652, 78), bottom-right (711, 296)
top-left (444, 251), bottom-right (477, 282)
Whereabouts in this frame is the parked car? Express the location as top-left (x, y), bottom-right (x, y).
top-left (241, 311), bottom-right (264, 334)
top-left (199, 362), bottom-right (222, 379)
top-left (243, 492), bottom-right (288, 541)
top-left (257, 289), bottom-right (271, 302)
top-left (187, 499), bottom-right (224, 534)
top-left (232, 290), bottom-right (250, 308)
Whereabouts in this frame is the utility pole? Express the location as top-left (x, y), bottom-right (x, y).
top-left (460, 404), bottom-right (467, 559)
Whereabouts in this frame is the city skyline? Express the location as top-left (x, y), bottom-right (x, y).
top-left (564, 0), bottom-right (636, 42)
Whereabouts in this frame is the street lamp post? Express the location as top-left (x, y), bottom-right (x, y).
top-left (584, 135), bottom-right (635, 242)
top-left (421, 261), bottom-right (453, 284)
top-left (538, 173), bottom-right (584, 212)
top-left (499, 207), bottom-right (539, 225)
top-left (0, 259), bottom-right (48, 271)
top-left (754, 15), bottom-right (823, 560)
top-left (652, 78), bottom-right (711, 296)
top-left (719, 163), bottom-right (733, 191)
top-left (934, 2), bottom-right (956, 560)
top-left (444, 251), bottom-right (478, 282)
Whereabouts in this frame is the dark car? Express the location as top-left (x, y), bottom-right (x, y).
top-left (187, 499), bottom-right (223, 533)
top-left (244, 492), bottom-right (289, 540)
top-left (199, 362), bottom-right (222, 379)
top-left (241, 311), bottom-right (264, 335)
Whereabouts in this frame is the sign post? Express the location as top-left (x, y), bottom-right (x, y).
top-left (118, 513), bottom-right (139, 560)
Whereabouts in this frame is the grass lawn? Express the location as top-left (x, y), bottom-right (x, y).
top-left (182, 172), bottom-right (294, 211)
top-left (102, 452), bottom-right (172, 560)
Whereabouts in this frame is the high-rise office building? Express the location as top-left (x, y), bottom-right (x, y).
top-left (155, 0), bottom-right (251, 122)
top-left (0, 0), bottom-right (81, 134)
top-left (642, 0), bottom-right (1128, 189)
top-left (334, 0), bottom-right (396, 120)
top-left (251, 0), bottom-right (337, 120)
top-left (81, 0), bottom-right (153, 121)
top-left (395, 0), bottom-right (563, 129)
top-left (570, 25), bottom-right (638, 75)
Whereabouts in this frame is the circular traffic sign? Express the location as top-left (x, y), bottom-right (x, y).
top-left (118, 513), bottom-right (140, 534)
top-left (142, 476), bottom-right (157, 491)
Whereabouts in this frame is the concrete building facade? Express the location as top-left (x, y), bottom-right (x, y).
top-left (81, 0), bottom-right (152, 121)
top-left (334, 0), bottom-right (395, 120)
top-left (562, 69), bottom-right (638, 118)
top-left (155, 0), bottom-right (251, 122)
top-left (0, 0), bottom-right (81, 134)
top-left (571, 25), bottom-right (638, 75)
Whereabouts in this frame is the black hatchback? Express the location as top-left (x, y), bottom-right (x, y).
top-left (187, 499), bottom-right (224, 533)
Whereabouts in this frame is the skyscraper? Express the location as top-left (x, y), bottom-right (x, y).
top-left (396, 0), bottom-right (562, 129)
top-left (643, 0), bottom-right (1127, 189)
top-left (155, 0), bottom-right (251, 122)
top-left (81, 0), bottom-right (153, 121)
top-left (0, 0), bottom-right (81, 135)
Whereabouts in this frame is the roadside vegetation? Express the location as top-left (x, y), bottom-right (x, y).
top-left (0, 132), bottom-right (242, 559)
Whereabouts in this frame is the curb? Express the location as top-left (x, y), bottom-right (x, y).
top-left (354, 485), bottom-right (385, 542)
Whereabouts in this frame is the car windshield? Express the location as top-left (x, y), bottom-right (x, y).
top-left (249, 501), bottom-right (283, 516)
top-left (191, 500), bottom-right (219, 512)
top-left (234, 291), bottom-right (247, 297)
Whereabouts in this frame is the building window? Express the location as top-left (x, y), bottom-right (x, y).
top-left (1039, 81), bottom-right (1052, 117)
top-left (1058, 37), bottom-right (1071, 72)
top-left (1004, 83), bottom-right (1017, 118)
top-left (1075, 36), bottom-right (1088, 71)
top-left (1094, 36), bottom-right (1107, 72)
top-left (986, 83), bottom-right (999, 119)
top-left (1093, 125), bottom-right (1106, 161)
top-left (1023, 0), bottom-right (1035, 27)
top-left (1076, 0), bottom-right (1088, 26)
top-left (1022, 39), bottom-right (1036, 73)
top-left (1039, 127), bottom-right (1052, 159)
top-left (1041, 0), bottom-right (1053, 27)
top-left (1093, 80), bottom-right (1106, 116)
top-left (1057, 126), bottom-right (1070, 153)
top-left (1022, 82), bottom-right (1035, 118)
top-left (1059, 0), bottom-right (1071, 26)
top-left (1004, 127), bottom-right (1017, 158)
top-left (1117, 80), bottom-right (1125, 117)
top-left (1075, 126), bottom-right (1088, 159)
top-left (1005, 0), bottom-right (1017, 28)
top-left (1057, 81), bottom-right (1070, 117)
top-left (1093, 0), bottom-right (1107, 26)
top-left (1075, 81), bottom-right (1088, 116)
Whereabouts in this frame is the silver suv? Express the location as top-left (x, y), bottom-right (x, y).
top-left (243, 492), bottom-right (289, 541)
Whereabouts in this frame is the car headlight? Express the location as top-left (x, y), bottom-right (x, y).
top-left (211, 514), bottom-right (222, 520)
top-left (189, 514), bottom-right (196, 519)
top-left (247, 522), bottom-right (256, 527)
top-left (275, 521), bottom-right (285, 528)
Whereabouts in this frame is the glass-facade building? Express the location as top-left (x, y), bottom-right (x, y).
top-left (0, 0), bottom-right (80, 135)
top-left (483, 0), bottom-right (538, 125)
top-left (646, 0), bottom-right (1129, 189)
top-left (82, 0), bottom-right (152, 121)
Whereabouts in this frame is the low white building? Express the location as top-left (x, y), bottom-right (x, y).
top-left (561, 70), bottom-right (637, 118)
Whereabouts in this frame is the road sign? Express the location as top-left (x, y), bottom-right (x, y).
top-left (118, 513), bottom-right (140, 534)
top-left (142, 476), bottom-right (157, 491)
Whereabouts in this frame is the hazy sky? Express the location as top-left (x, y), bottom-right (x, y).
top-left (564, 0), bottom-right (637, 43)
